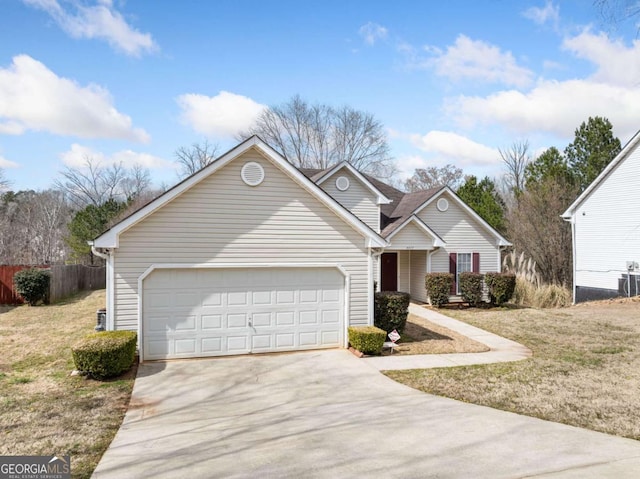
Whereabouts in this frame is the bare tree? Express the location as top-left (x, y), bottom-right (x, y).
top-left (595, 0), bottom-right (640, 30)
top-left (506, 178), bottom-right (577, 286)
top-left (174, 140), bottom-right (220, 179)
top-left (404, 164), bottom-right (464, 192)
top-left (55, 157), bottom-right (152, 208)
top-left (121, 164), bottom-right (151, 200)
top-left (0, 168), bottom-right (9, 191)
top-left (240, 95), bottom-right (395, 180)
top-left (0, 190), bottom-right (71, 264)
top-left (499, 140), bottom-right (531, 198)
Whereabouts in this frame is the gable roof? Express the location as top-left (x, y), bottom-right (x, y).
top-left (314, 162), bottom-right (393, 205)
top-left (385, 215), bottom-right (446, 247)
top-left (92, 136), bottom-right (388, 249)
top-left (562, 128), bottom-right (640, 219)
top-left (415, 187), bottom-right (511, 247)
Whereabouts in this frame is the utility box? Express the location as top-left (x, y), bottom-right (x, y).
top-left (618, 274), bottom-right (640, 297)
top-left (95, 308), bottom-right (107, 331)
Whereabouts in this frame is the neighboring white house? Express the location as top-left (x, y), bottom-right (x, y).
top-left (92, 136), bottom-right (509, 361)
top-left (562, 129), bottom-right (640, 303)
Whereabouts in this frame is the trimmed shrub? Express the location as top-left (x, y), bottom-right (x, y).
top-left (72, 331), bottom-right (137, 380)
top-left (425, 273), bottom-right (453, 307)
top-left (348, 326), bottom-right (386, 355)
top-left (460, 272), bottom-right (484, 306)
top-left (374, 291), bottom-right (410, 333)
top-left (13, 268), bottom-right (50, 306)
top-left (485, 272), bottom-right (516, 305)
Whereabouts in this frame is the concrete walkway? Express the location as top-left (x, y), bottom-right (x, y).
top-left (364, 303), bottom-right (532, 370)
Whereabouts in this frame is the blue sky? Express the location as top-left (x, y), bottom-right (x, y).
top-left (1, 0), bottom-right (639, 191)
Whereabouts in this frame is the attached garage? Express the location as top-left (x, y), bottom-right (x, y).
top-left (142, 267), bottom-right (345, 360)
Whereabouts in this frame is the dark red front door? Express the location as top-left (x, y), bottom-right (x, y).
top-left (380, 252), bottom-right (398, 291)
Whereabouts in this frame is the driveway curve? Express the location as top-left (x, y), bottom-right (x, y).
top-left (93, 350), bottom-right (640, 478)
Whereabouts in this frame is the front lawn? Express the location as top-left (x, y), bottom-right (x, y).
top-left (385, 300), bottom-right (640, 440)
top-left (381, 314), bottom-right (489, 355)
top-left (0, 290), bottom-right (135, 478)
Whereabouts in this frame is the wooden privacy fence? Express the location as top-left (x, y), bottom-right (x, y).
top-left (49, 264), bottom-right (106, 303)
top-left (0, 264), bottom-right (106, 304)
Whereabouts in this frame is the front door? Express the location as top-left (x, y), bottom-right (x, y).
top-left (380, 252), bottom-right (398, 291)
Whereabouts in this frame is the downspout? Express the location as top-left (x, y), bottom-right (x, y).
top-left (89, 242), bottom-right (111, 330)
top-left (369, 248), bottom-right (384, 326)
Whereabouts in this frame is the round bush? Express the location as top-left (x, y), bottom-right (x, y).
top-left (13, 268), bottom-right (50, 306)
top-left (374, 291), bottom-right (410, 333)
top-left (425, 273), bottom-right (453, 307)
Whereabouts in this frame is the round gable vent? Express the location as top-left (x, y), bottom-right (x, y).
top-left (241, 162), bottom-right (265, 186)
top-left (437, 198), bottom-right (449, 212)
top-left (335, 176), bottom-right (350, 191)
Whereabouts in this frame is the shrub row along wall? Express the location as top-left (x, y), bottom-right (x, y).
top-left (0, 264), bottom-right (105, 304)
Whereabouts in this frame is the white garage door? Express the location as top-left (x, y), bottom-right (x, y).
top-left (142, 267), bottom-right (344, 360)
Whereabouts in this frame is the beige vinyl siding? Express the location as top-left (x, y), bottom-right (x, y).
top-left (388, 222), bottom-right (435, 250)
top-left (113, 148), bottom-right (370, 331)
top-left (409, 250), bottom-right (428, 302)
top-left (574, 144), bottom-right (640, 291)
top-left (418, 192), bottom-right (500, 276)
top-left (398, 251), bottom-right (410, 293)
top-left (320, 169), bottom-right (380, 232)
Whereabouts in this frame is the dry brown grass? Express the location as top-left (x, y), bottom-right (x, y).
top-left (385, 301), bottom-right (640, 440)
top-left (0, 290), bottom-right (135, 478)
top-left (381, 314), bottom-right (489, 355)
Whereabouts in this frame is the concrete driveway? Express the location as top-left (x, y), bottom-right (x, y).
top-left (93, 350), bottom-right (640, 478)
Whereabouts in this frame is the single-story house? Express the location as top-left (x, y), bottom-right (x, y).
top-left (92, 136), bottom-right (510, 360)
top-left (562, 129), bottom-right (640, 303)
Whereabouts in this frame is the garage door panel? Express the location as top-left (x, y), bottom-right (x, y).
top-left (275, 311), bottom-right (295, 325)
top-left (252, 312), bottom-right (272, 327)
top-left (252, 290), bottom-right (271, 305)
top-left (202, 314), bottom-right (222, 329)
top-left (299, 310), bottom-right (318, 324)
top-left (202, 292), bottom-right (222, 307)
top-left (143, 267), bottom-right (344, 360)
top-left (227, 335), bottom-right (250, 353)
top-left (202, 337), bottom-right (222, 353)
top-left (227, 313), bottom-right (248, 328)
top-left (322, 310), bottom-right (340, 324)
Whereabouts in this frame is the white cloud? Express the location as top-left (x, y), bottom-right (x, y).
top-left (410, 35), bottom-right (533, 88)
top-left (448, 79), bottom-right (640, 139)
top-left (22, 0), bottom-right (157, 56)
top-left (176, 91), bottom-right (266, 138)
top-left (60, 143), bottom-right (172, 169)
top-left (563, 30), bottom-right (640, 87)
top-left (358, 22), bottom-right (388, 46)
top-left (523, 1), bottom-right (560, 26)
top-left (410, 130), bottom-right (500, 166)
top-left (0, 55), bottom-right (149, 142)
top-left (447, 32), bottom-right (640, 141)
top-left (0, 154), bottom-right (19, 168)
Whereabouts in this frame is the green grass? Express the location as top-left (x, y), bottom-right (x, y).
top-left (386, 301), bottom-right (640, 440)
top-left (0, 290), bottom-right (135, 479)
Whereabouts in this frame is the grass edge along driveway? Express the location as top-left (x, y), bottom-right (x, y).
top-left (386, 301), bottom-right (640, 441)
top-left (0, 290), bottom-right (135, 479)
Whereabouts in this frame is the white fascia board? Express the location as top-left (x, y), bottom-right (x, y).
top-left (414, 187), bottom-right (512, 247)
top-left (562, 128), bottom-right (640, 219)
top-left (93, 136), bottom-right (387, 249)
top-left (385, 215), bottom-right (446, 248)
top-left (315, 161), bottom-right (392, 205)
